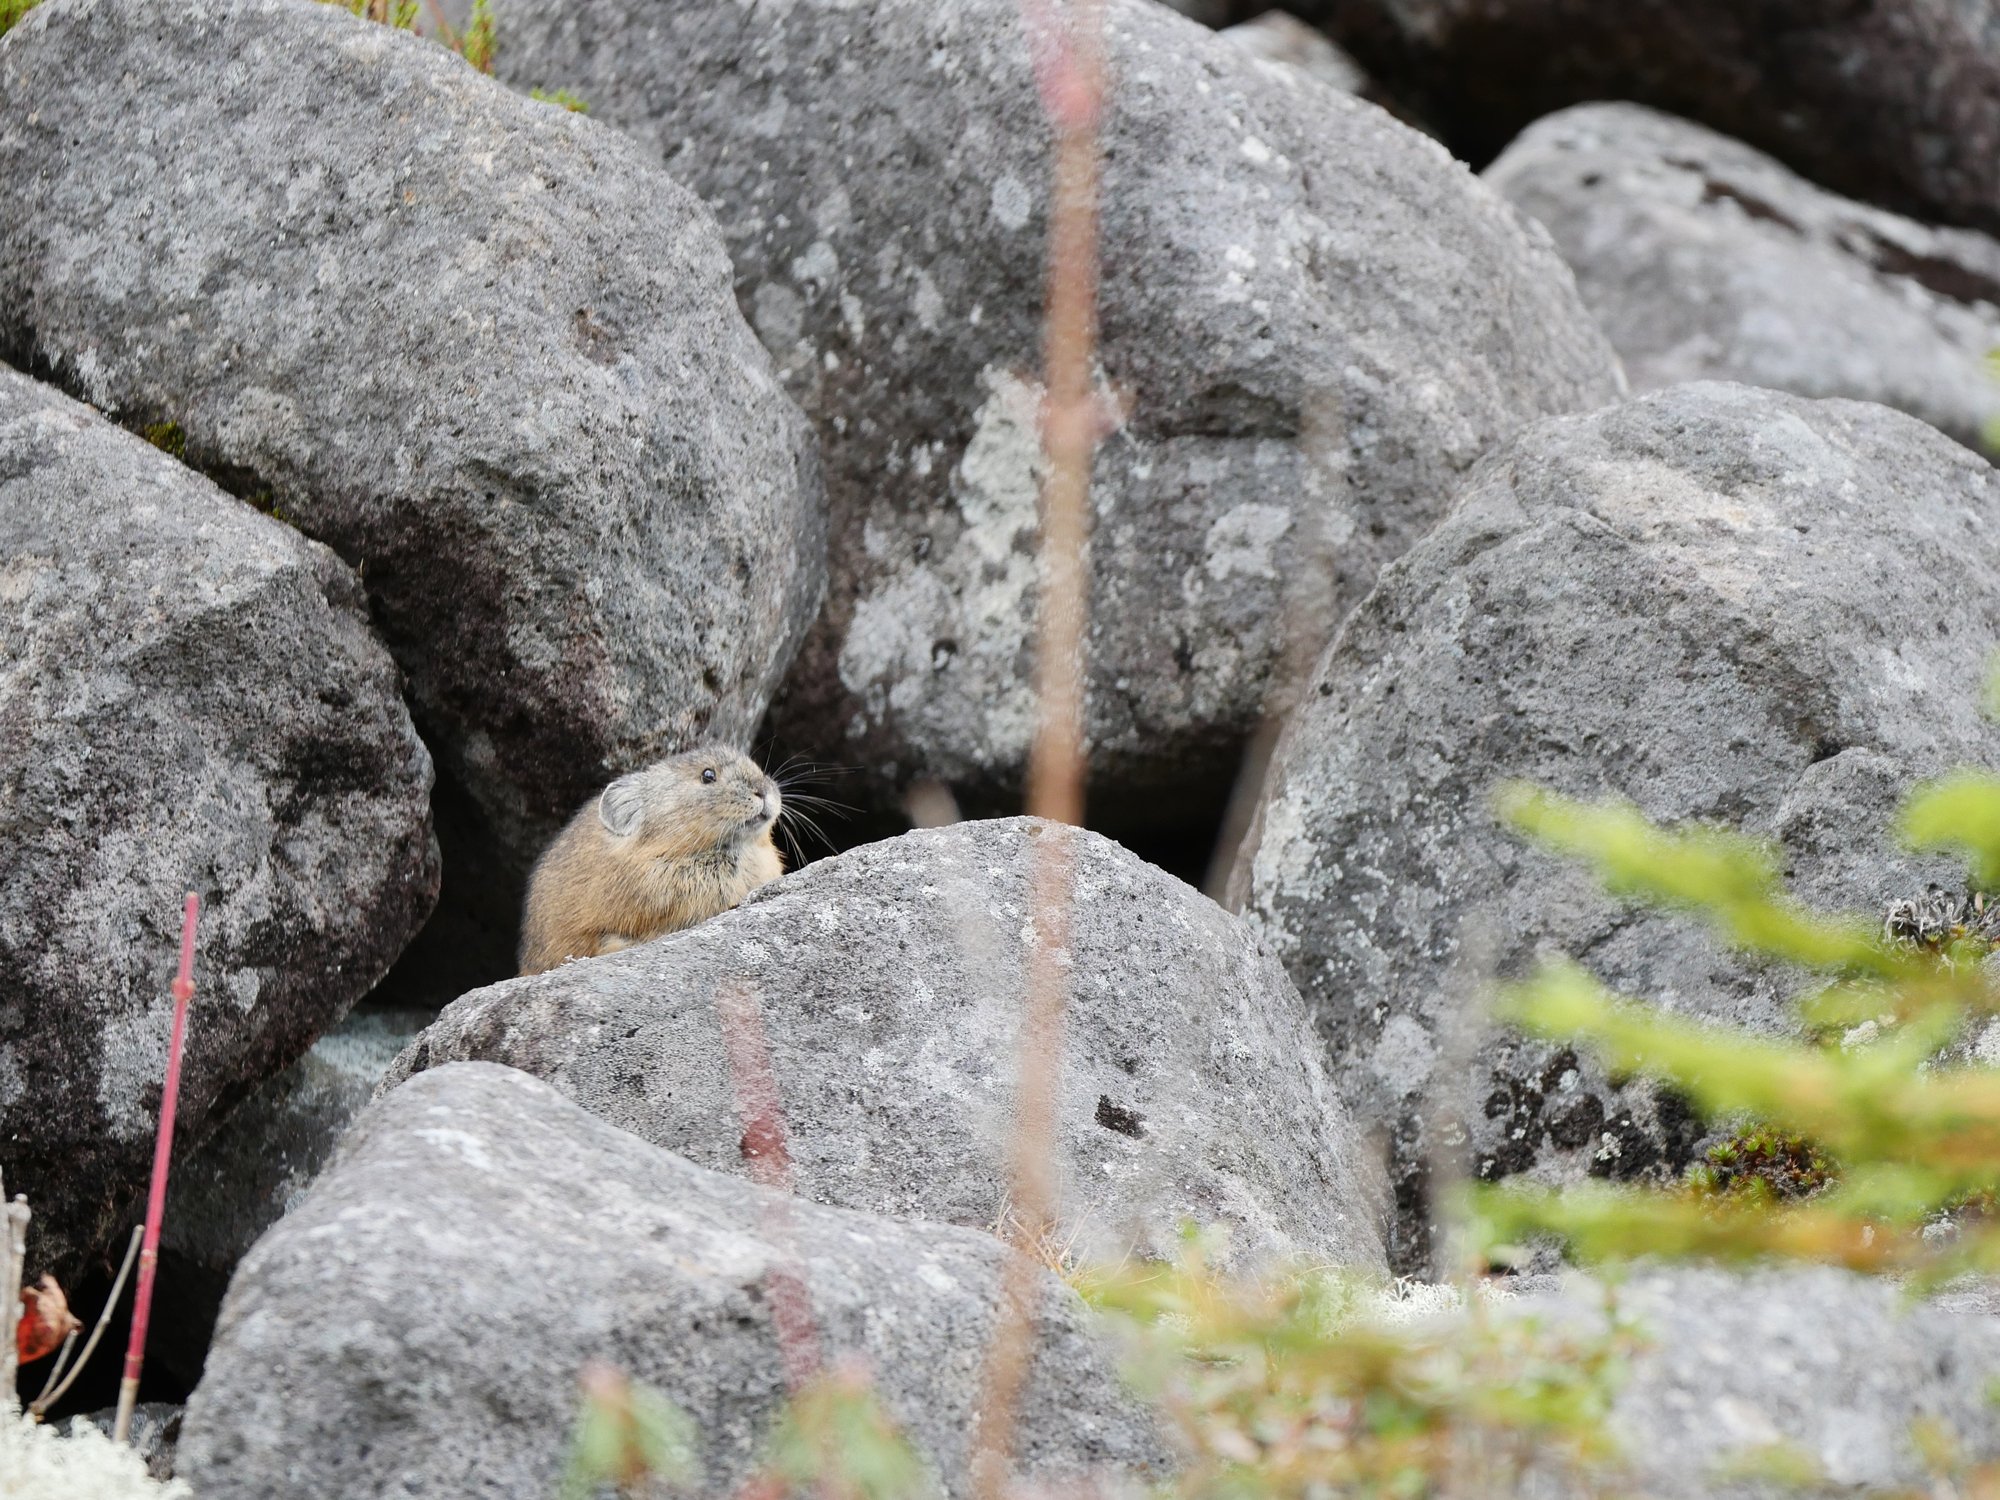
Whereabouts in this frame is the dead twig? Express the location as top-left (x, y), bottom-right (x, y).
top-left (969, 3), bottom-right (1104, 1497)
top-left (30, 1224), bottom-right (144, 1420)
top-left (715, 978), bottom-right (822, 1394)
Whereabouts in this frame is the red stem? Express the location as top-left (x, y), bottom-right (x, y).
top-left (117, 893), bottom-right (199, 1433)
top-left (715, 979), bottom-right (822, 1393)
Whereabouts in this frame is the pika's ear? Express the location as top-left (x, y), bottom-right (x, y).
top-left (598, 775), bottom-right (648, 838)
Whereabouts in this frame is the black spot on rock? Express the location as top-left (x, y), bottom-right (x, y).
top-left (1094, 1095), bottom-right (1144, 1138)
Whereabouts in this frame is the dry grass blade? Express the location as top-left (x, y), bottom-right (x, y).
top-left (969, 2), bottom-right (1104, 1497)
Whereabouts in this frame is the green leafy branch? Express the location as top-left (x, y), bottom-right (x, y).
top-left (1471, 770), bottom-right (2000, 1283)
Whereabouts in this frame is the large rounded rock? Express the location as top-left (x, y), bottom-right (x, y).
top-left (154, 1007), bottom-right (435, 1378)
top-left (0, 365), bottom-right (437, 1278)
top-left (0, 0), bottom-right (826, 869)
top-left (1230, 0), bottom-right (2000, 237)
top-left (489, 0), bottom-right (1621, 825)
top-left (1485, 104), bottom-right (2000, 454)
top-left (1229, 382), bottom-right (2000, 1271)
top-left (176, 1063), bottom-right (1170, 1499)
top-left (386, 818), bottom-right (1387, 1272)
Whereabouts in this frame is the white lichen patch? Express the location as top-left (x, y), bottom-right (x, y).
top-left (1204, 502), bottom-right (1292, 582)
top-left (0, 1411), bottom-right (190, 1500)
top-left (95, 995), bottom-right (177, 1142)
top-left (838, 367), bottom-right (1049, 776)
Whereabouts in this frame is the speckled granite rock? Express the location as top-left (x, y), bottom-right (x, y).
top-left (1231, 0), bottom-right (2000, 237)
top-left (0, 0), bottom-right (825, 868)
top-left (487, 0), bottom-right (1621, 824)
top-left (177, 1063), bottom-right (1170, 1500)
top-left (386, 818), bottom-right (1387, 1272)
top-left (0, 364), bottom-right (436, 1279)
top-left (1232, 382), bottom-right (2000, 1271)
top-left (1486, 103), bottom-right (2000, 453)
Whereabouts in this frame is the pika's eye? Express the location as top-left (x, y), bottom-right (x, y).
top-left (701, 767), bottom-right (717, 784)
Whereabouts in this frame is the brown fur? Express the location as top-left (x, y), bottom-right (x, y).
top-left (518, 746), bottom-right (783, 975)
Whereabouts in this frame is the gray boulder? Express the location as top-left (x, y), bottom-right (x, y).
top-left (160, 1008), bottom-right (433, 1329)
top-left (0, 0), bottom-right (826, 870)
top-left (1526, 1268), bottom-right (2000, 1497)
top-left (0, 364), bottom-right (437, 1279)
top-left (1485, 103), bottom-right (2000, 454)
top-left (385, 818), bottom-right (1387, 1272)
top-left (176, 1062), bottom-right (1171, 1500)
top-left (487, 0), bottom-right (1621, 823)
top-left (1229, 382), bottom-right (2000, 1272)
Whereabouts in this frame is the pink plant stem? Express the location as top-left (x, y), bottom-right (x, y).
top-left (113, 892), bottom-right (199, 1444)
top-left (715, 978), bottom-right (823, 1393)
top-left (971, 3), bottom-right (1103, 1498)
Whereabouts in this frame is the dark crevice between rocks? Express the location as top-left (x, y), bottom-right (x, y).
top-left (755, 713), bottom-right (1249, 895)
top-left (1861, 234), bottom-right (2000, 308)
top-left (362, 757), bottom-right (524, 1014)
top-left (19, 1246), bottom-right (216, 1423)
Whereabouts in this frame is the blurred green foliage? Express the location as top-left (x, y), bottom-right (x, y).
top-left (1472, 771), bottom-right (2000, 1283)
top-left (560, 1361), bottom-right (924, 1500)
top-left (1086, 1237), bottom-right (1633, 1500)
top-left (0, 0), bottom-right (39, 37)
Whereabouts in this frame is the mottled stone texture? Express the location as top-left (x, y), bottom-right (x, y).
top-left (1220, 0), bottom-right (2000, 238)
top-left (0, 365), bottom-right (436, 1278)
top-left (1232, 383), bottom-right (2000, 1271)
top-left (387, 818), bottom-right (1387, 1272)
top-left (1486, 103), bottom-right (2000, 454)
top-left (1526, 1269), bottom-right (2000, 1498)
top-left (489, 0), bottom-right (1620, 823)
top-left (0, 0), bottom-right (825, 868)
top-left (156, 1008), bottom-right (434, 1358)
top-left (177, 1063), bottom-right (1170, 1500)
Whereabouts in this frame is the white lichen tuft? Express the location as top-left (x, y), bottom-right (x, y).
top-left (0, 1409), bottom-right (190, 1499)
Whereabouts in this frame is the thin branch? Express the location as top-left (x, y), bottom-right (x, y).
top-left (0, 1171), bottom-right (25, 1404)
top-left (115, 892), bottom-right (200, 1443)
top-left (970, 3), bottom-right (1104, 1497)
top-left (715, 978), bottom-right (822, 1393)
top-left (30, 1224), bottom-right (144, 1420)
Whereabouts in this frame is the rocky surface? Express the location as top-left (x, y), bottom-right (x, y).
top-left (0, 0), bottom-right (826, 871)
top-left (1226, 0), bottom-right (2000, 237)
top-left (1485, 103), bottom-right (2000, 454)
top-left (1525, 1268), bottom-right (2000, 1497)
top-left (1220, 12), bottom-right (1369, 94)
top-left (176, 1062), bottom-right (1171, 1499)
top-left (1230, 381), bottom-right (2000, 1272)
top-left (158, 1008), bottom-right (434, 1353)
top-left (386, 818), bottom-right (1387, 1271)
top-left (0, 364), bottom-right (436, 1278)
top-left (487, 0), bottom-right (1621, 827)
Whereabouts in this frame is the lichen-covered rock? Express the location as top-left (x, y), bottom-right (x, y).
top-left (1239, 0), bottom-right (2000, 238)
top-left (489, 0), bottom-right (1620, 822)
top-left (386, 818), bottom-right (1386, 1272)
top-left (176, 1063), bottom-right (1170, 1500)
top-left (1230, 382), bottom-right (2000, 1271)
top-left (1485, 103), bottom-right (2000, 453)
top-left (0, 365), bottom-right (436, 1279)
top-left (0, 0), bottom-right (825, 868)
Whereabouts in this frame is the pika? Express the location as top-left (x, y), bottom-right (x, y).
top-left (518, 747), bottom-right (783, 975)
